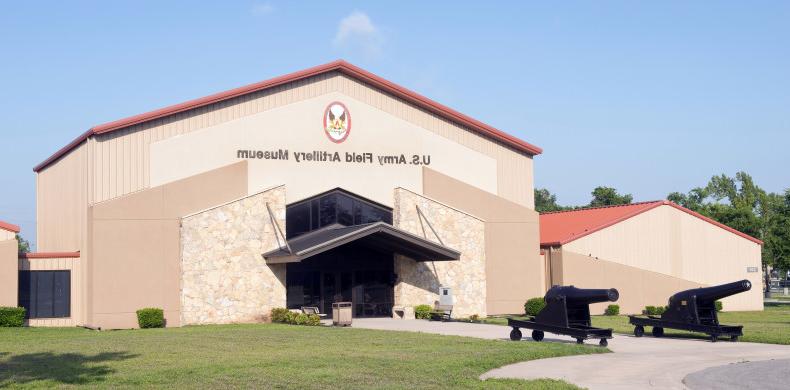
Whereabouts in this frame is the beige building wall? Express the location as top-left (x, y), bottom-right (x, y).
top-left (393, 188), bottom-right (487, 318)
top-left (0, 238), bottom-right (17, 307)
top-left (562, 204), bottom-right (762, 311)
top-left (147, 93), bottom-right (499, 208)
top-left (181, 186), bottom-right (286, 325)
top-left (18, 255), bottom-right (83, 327)
top-left (36, 71), bottom-right (534, 245)
top-left (36, 141), bottom-right (89, 252)
top-left (0, 229), bottom-right (16, 241)
top-left (87, 162), bottom-right (248, 329)
top-left (421, 168), bottom-right (543, 315)
top-left (557, 250), bottom-right (703, 315)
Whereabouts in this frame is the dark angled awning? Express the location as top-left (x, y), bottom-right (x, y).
top-left (263, 222), bottom-right (461, 264)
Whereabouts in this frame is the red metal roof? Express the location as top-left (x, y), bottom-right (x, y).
top-left (19, 251), bottom-right (80, 259)
top-left (540, 200), bottom-right (763, 246)
top-left (0, 220), bottom-right (21, 233)
top-left (34, 60), bottom-right (542, 172)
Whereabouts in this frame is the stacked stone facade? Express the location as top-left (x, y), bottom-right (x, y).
top-left (180, 186), bottom-right (287, 325)
top-left (393, 188), bottom-right (486, 317)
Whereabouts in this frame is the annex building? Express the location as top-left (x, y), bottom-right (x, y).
top-left (0, 61), bottom-right (763, 329)
top-left (540, 201), bottom-right (763, 314)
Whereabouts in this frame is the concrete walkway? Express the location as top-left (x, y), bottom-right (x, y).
top-left (349, 318), bottom-right (790, 389)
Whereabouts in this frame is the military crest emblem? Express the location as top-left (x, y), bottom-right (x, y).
top-left (323, 102), bottom-right (351, 143)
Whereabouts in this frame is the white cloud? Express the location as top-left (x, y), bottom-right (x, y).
top-left (251, 2), bottom-right (274, 16)
top-left (333, 11), bottom-right (383, 58)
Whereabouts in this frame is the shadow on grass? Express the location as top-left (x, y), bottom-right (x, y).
top-left (0, 351), bottom-right (137, 386)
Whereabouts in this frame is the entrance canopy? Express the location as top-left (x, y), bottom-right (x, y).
top-left (263, 222), bottom-right (460, 264)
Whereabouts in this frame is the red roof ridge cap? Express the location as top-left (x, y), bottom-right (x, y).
top-left (0, 220), bottom-right (21, 233)
top-left (539, 200), bottom-right (663, 215)
top-left (19, 251), bottom-right (81, 259)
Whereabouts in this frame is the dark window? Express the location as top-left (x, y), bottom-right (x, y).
top-left (319, 194), bottom-right (337, 227)
top-left (354, 202), bottom-right (392, 225)
top-left (286, 202), bottom-right (311, 238)
top-left (18, 271), bottom-right (70, 319)
top-left (310, 199), bottom-right (320, 230)
top-left (336, 194), bottom-right (354, 226)
top-left (286, 189), bottom-right (393, 238)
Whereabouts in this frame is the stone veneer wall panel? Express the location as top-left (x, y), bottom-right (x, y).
top-left (180, 186), bottom-right (286, 324)
top-left (393, 188), bottom-right (486, 317)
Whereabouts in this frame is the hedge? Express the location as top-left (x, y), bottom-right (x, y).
top-left (604, 304), bottom-right (620, 316)
top-left (136, 308), bottom-right (165, 328)
top-left (715, 301), bottom-right (723, 312)
top-left (414, 304), bottom-right (432, 320)
top-left (524, 297), bottom-right (546, 316)
top-left (644, 305), bottom-right (668, 316)
top-left (0, 307), bottom-right (25, 327)
top-left (270, 308), bottom-right (320, 326)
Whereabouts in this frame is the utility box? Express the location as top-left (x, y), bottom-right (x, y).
top-left (439, 287), bottom-right (453, 306)
top-left (332, 302), bottom-right (352, 326)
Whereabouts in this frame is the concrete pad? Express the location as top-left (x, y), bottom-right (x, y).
top-left (683, 358), bottom-right (790, 390)
top-left (348, 318), bottom-right (511, 340)
top-left (482, 334), bottom-right (790, 389)
top-left (349, 318), bottom-right (790, 389)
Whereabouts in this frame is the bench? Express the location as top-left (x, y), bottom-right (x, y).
top-left (429, 304), bottom-right (453, 322)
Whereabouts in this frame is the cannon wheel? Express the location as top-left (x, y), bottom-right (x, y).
top-left (652, 327), bottom-right (664, 337)
top-left (599, 338), bottom-right (608, 347)
top-left (634, 325), bottom-right (644, 337)
top-left (730, 335), bottom-right (739, 342)
top-left (531, 330), bottom-right (544, 342)
top-left (509, 328), bottom-right (522, 341)
top-left (710, 334), bottom-right (719, 343)
top-left (576, 338), bottom-right (584, 344)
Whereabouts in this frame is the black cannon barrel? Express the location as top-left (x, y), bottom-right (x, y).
top-left (545, 285), bottom-right (619, 305)
top-left (671, 279), bottom-right (752, 304)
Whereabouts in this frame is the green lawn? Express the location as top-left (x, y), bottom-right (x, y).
top-left (0, 324), bottom-right (605, 389)
top-left (485, 305), bottom-right (790, 345)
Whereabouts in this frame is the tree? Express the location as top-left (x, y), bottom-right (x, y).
top-left (16, 234), bottom-right (30, 254)
top-left (765, 190), bottom-right (790, 272)
top-left (589, 186), bottom-right (633, 207)
top-left (667, 172), bottom-right (790, 277)
top-left (534, 188), bottom-right (565, 213)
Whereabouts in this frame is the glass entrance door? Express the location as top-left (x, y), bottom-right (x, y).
top-left (286, 244), bottom-right (394, 317)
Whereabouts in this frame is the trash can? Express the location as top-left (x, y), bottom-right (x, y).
top-left (332, 302), bottom-right (352, 326)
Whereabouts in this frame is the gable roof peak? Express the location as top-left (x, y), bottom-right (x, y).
top-left (34, 60), bottom-right (542, 172)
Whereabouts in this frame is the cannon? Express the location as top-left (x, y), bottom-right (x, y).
top-left (629, 279), bottom-right (752, 342)
top-left (508, 285), bottom-right (619, 346)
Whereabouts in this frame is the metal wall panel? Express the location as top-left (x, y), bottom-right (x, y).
top-left (36, 142), bottom-right (88, 252)
top-left (0, 230), bottom-right (14, 241)
top-left (86, 71), bottom-right (534, 207)
top-left (563, 205), bottom-right (762, 311)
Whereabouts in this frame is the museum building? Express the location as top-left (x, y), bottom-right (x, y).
top-left (0, 60), bottom-right (763, 329)
top-left (2, 60), bottom-right (544, 329)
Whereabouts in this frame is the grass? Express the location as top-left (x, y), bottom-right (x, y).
top-left (0, 323), bottom-right (605, 389)
top-left (485, 305), bottom-right (790, 345)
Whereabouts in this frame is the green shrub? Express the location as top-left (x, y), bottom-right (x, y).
top-left (269, 308), bottom-right (320, 326)
top-left (524, 297), bottom-right (546, 316)
top-left (270, 307), bottom-right (290, 323)
top-left (415, 304), bottom-right (433, 320)
top-left (604, 304), bottom-right (619, 316)
top-left (136, 308), bottom-right (165, 328)
top-left (469, 314), bottom-right (480, 322)
top-left (0, 307), bottom-right (25, 327)
top-left (303, 313), bottom-right (320, 326)
top-left (645, 305), bottom-right (667, 315)
top-left (715, 301), bottom-right (723, 312)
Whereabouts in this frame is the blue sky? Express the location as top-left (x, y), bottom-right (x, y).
top-left (1, 1), bottom-right (788, 247)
